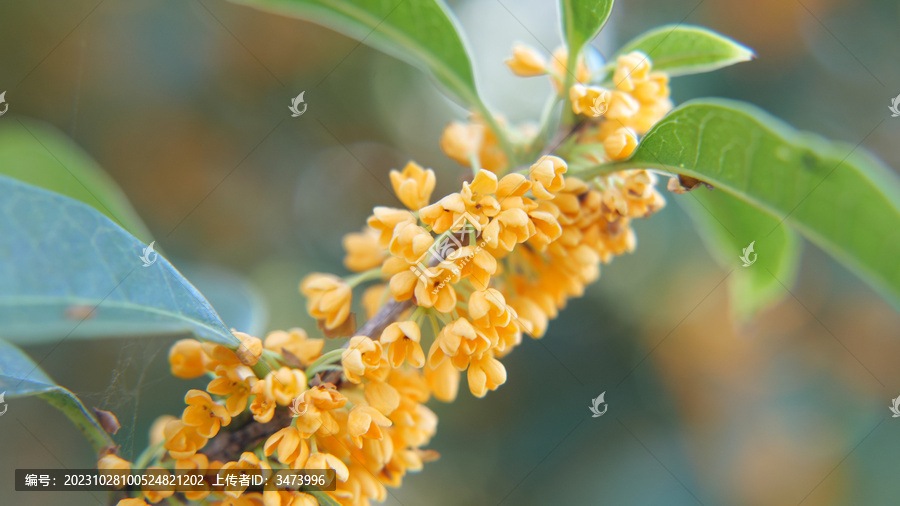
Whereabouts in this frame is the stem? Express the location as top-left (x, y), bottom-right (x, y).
top-left (476, 102), bottom-right (517, 171)
top-left (305, 348), bottom-right (346, 379)
top-left (344, 267), bottom-right (383, 288)
top-left (134, 441), bottom-right (164, 469)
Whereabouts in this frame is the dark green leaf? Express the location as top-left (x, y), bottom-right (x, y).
top-left (0, 175), bottom-right (240, 345)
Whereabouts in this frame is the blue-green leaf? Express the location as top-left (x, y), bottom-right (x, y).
top-left (0, 175), bottom-right (240, 346)
top-left (0, 338), bottom-right (114, 453)
top-left (0, 119), bottom-right (152, 242)
top-left (613, 24), bottom-right (753, 76)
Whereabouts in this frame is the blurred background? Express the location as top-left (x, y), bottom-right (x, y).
top-left (1, 0), bottom-right (900, 504)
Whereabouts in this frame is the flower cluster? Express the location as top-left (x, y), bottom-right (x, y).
top-left (106, 41), bottom-right (671, 506)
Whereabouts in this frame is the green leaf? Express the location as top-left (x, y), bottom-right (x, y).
top-left (560, 0), bottom-right (614, 58)
top-left (0, 175), bottom-right (240, 346)
top-left (309, 491), bottom-right (342, 506)
top-left (679, 189), bottom-right (801, 319)
top-left (0, 119), bottom-right (152, 242)
top-left (0, 338), bottom-right (115, 453)
top-left (597, 99), bottom-right (900, 310)
top-left (613, 24), bottom-right (753, 76)
top-left (232, 0), bottom-right (481, 107)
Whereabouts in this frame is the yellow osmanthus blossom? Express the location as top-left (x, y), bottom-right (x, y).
top-left (342, 227), bottom-right (386, 272)
top-left (389, 160), bottom-right (436, 210)
top-left (264, 426), bottom-right (309, 466)
top-left (263, 328), bottom-right (325, 366)
top-left (570, 84), bottom-right (611, 118)
top-left (168, 339), bottom-right (209, 379)
top-left (380, 321), bottom-right (425, 368)
top-left (182, 389), bottom-right (231, 438)
top-left (505, 42), bottom-right (547, 76)
top-left (299, 273), bottom-right (352, 330)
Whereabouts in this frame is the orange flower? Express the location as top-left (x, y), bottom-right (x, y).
top-left (529, 155), bottom-right (567, 199)
top-left (341, 336), bottom-right (387, 384)
top-left (342, 227), bottom-right (386, 272)
top-left (389, 221), bottom-right (434, 264)
top-left (366, 206), bottom-right (415, 248)
top-left (613, 51), bottom-right (652, 92)
top-left (262, 490), bottom-right (318, 506)
top-left (467, 353), bottom-right (507, 397)
top-left (264, 427), bottom-right (310, 466)
top-left (505, 42), bottom-right (547, 76)
top-left (306, 452), bottom-right (350, 482)
top-left (98, 454), bottom-right (131, 471)
top-left (206, 365), bottom-right (256, 416)
top-left (116, 500), bottom-right (150, 506)
top-left (483, 208), bottom-right (534, 252)
top-left (249, 381), bottom-right (276, 423)
top-left (389, 161), bottom-right (436, 210)
top-left (424, 358), bottom-right (460, 402)
top-left (142, 466), bottom-right (174, 503)
top-left (263, 328), bottom-right (324, 366)
top-left (219, 452), bottom-right (272, 498)
top-left (168, 339), bottom-right (207, 379)
top-left (300, 273), bottom-right (352, 330)
top-left (163, 420), bottom-right (207, 460)
top-left (182, 389), bottom-right (231, 438)
top-left (380, 321), bottom-right (425, 368)
top-left (569, 84), bottom-right (611, 117)
top-left (549, 47), bottom-right (591, 91)
top-left (603, 127), bottom-right (639, 160)
top-left (259, 367), bottom-right (307, 406)
top-left (292, 385), bottom-right (348, 436)
top-left (348, 405), bottom-right (392, 447)
top-left (232, 331), bottom-right (263, 366)
top-left (427, 318), bottom-right (490, 370)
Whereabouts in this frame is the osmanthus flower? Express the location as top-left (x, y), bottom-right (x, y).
top-left (306, 452), bottom-right (351, 482)
top-left (182, 389), bottom-right (231, 438)
top-left (263, 328), bottom-right (325, 366)
top-left (98, 453), bottom-right (131, 472)
top-left (163, 419), bottom-right (207, 460)
top-left (504, 42), bottom-right (547, 77)
top-left (570, 84), bottom-right (611, 118)
top-left (366, 207), bottom-right (415, 248)
top-left (176, 453), bottom-right (219, 501)
top-left (232, 331), bottom-right (263, 367)
top-left (342, 227), bottom-right (386, 272)
top-left (141, 466), bottom-right (174, 503)
top-left (168, 339), bottom-right (209, 379)
top-left (439, 114), bottom-right (508, 172)
top-left (206, 364), bottom-right (256, 416)
top-left (292, 384), bottom-right (349, 436)
top-left (248, 380), bottom-right (277, 423)
top-left (299, 273), bottom-right (352, 330)
top-left (348, 405), bottom-right (393, 447)
top-left (389, 160), bottom-right (436, 210)
top-left (529, 155), bottom-right (567, 199)
top-left (467, 352), bottom-right (508, 397)
top-left (342, 336), bottom-right (387, 383)
top-left (263, 426), bottom-right (310, 466)
top-left (427, 317), bottom-right (491, 371)
top-left (380, 321), bottom-right (425, 368)
top-left (219, 451), bottom-right (272, 498)
top-left (116, 499), bottom-right (151, 506)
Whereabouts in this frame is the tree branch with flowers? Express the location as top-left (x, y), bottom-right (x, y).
top-left (2, 1), bottom-right (899, 505)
